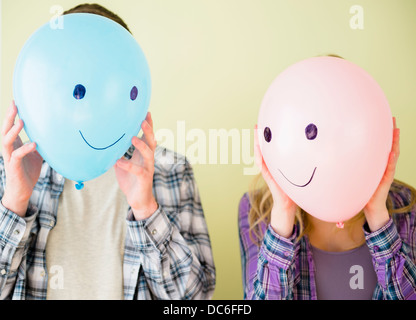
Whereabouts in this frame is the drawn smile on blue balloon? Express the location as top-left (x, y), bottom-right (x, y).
top-left (279, 167), bottom-right (317, 188)
top-left (79, 130), bottom-right (125, 150)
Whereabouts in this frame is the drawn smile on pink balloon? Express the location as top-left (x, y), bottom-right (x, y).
top-left (278, 167), bottom-right (317, 188)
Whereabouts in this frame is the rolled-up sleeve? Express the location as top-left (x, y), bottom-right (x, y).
top-left (124, 156), bottom-right (215, 300)
top-left (238, 193), bottom-right (299, 300)
top-left (254, 224), bottom-right (299, 300)
top-left (0, 202), bottom-right (38, 299)
top-left (365, 217), bottom-right (416, 299)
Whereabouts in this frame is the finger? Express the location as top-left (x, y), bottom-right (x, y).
top-left (116, 158), bottom-right (145, 176)
top-left (253, 125), bottom-right (263, 169)
top-left (132, 136), bottom-right (154, 164)
top-left (141, 120), bottom-right (157, 151)
top-left (3, 118), bottom-right (24, 148)
top-left (254, 126), bottom-right (286, 198)
top-left (383, 130), bottom-right (400, 183)
top-left (254, 125), bottom-right (275, 181)
top-left (392, 117), bottom-right (399, 153)
top-left (146, 112), bottom-right (153, 129)
top-left (10, 142), bottom-right (36, 164)
top-left (2, 119), bottom-right (25, 162)
top-left (382, 151), bottom-right (397, 185)
top-left (387, 117), bottom-right (400, 164)
top-left (254, 126), bottom-right (270, 175)
top-left (392, 127), bottom-right (400, 157)
top-left (32, 149), bottom-right (42, 161)
top-left (1, 101), bottom-right (18, 137)
top-left (387, 124), bottom-right (400, 171)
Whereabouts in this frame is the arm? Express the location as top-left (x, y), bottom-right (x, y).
top-left (363, 119), bottom-right (416, 299)
top-left (115, 113), bottom-right (215, 299)
top-left (0, 101), bottom-right (42, 299)
top-left (365, 214), bottom-right (416, 300)
top-left (125, 159), bottom-right (215, 300)
top-left (238, 125), bottom-right (299, 299)
top-left (256, 225), bottom-right (299, 300)
top-left (0, 197), bottom-right (38, 299)
top-left (238, 193), bottom-right (299, 300)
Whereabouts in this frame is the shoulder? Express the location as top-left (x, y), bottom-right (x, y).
top-left (152, 146), bottom-right (198, 200)
top-left (239, 192), bottom-right (251, 219)
top-left (389, 180), bottom-right (415, 210)
top-left (238, 192), bottom-right (252, 231)
top-left (153, 145), bottom-right (193, 177)
top-left (152, 146), bottom-right (201, 209)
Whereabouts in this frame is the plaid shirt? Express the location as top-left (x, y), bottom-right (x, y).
top-left (0, 146), bottom-right (215, 300)
top-left (239, 182), bottom-right (416, 300)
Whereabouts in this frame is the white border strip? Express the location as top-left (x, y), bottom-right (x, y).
top-left (0, 0), bottom-right (2, 106)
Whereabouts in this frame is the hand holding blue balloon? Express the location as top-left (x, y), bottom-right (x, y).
top-left (13, 13), bottom-right (152, 188)
top-left (1, 101), bottom-right (43, 216)
top-left (114, 111), bottom-right (159, 220)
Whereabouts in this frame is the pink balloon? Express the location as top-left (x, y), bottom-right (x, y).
top-left (257, 57), bottom-right (393, 223)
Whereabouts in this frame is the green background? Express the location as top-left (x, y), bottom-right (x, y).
top-left (1, 0), bottom-right (415, 299)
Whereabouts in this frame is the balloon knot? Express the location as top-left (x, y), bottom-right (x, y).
top-left (336, 222), bottom-right (345, 229)
top-left (75, 182), bottom-right (84, 190)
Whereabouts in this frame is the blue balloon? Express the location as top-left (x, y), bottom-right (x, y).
top-left (13, 13), bottom-right (151, 188)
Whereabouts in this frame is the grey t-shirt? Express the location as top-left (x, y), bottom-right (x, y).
top-left (311, 243), bottom-right (378, 300)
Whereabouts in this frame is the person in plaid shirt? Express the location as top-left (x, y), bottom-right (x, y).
top-left (0, 4), bottom-right (215, 300)
top-left (239, 120), bottom-right (416, 299)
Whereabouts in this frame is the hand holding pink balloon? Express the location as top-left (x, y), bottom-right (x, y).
top-left (254, 124), bottom-right (297, 238)
top-left (364, 118), bottom-right (400, 231)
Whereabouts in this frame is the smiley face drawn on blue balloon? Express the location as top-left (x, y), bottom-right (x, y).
top-left (13, 13), bottom-right (151, 187)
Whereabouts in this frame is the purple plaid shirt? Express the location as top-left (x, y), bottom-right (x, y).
top-left (238, 182), bottom-right (416, 300)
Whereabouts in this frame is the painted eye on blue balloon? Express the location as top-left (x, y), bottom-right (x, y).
top-left (73, 84), bottom-right (86, 100)
top-left (130, 86), bottom-right (138, 101)
top-left (305, 123), bottom-right (318, 140)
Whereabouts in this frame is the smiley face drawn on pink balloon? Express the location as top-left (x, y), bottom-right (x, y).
top-left (258, 57), bottom-right (392, 223)
top-left (264, 124), bottom-right (318, 187)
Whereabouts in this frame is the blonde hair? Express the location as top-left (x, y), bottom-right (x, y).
top-left (248, 175), bottom-right (416, 246)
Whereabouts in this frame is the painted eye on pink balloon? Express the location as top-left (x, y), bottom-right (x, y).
top-left (264, 127), bottom-right (272, 143)
top-left (305, 123), bottom-right (318, 140)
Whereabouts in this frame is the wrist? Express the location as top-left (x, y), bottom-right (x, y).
top-left (1, 192), bottom-right (30, 217)
top-left (131, 197), bottom-right (158, 221)
top-left (364, 206), bottom-right (390, 232)
top-left (270, 205), bottom-right (297, 238)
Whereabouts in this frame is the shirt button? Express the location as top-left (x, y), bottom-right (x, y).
top-left (40, 270), bottom-right (46, 277)
top-left (152, 229), bottom-right (157, 235)
top-left (373, 245), bottom-right (380, 252)
top-left (49, 220), bottom-right (54, 227)
top-left (13, 229), bottom-right (20, 235)
top-left (284, 251), bottom-right (291, 257)
top-left (1, 269), bottom-right (6, 275)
